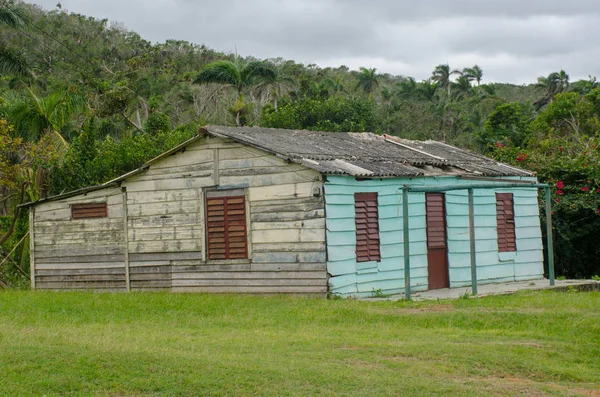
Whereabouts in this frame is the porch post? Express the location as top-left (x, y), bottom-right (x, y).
top-left (544, 187), bottom-right (555, 286)
top-left (402, 187), bottom-right (411, 300)
top-left (468, 188), bottom-right (478, 295)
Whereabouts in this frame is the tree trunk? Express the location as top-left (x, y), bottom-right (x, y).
top-left (235, 110), bottom-right (241, 126)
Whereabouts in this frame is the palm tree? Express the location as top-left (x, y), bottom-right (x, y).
top-left (193, 58), bottom-right (277, 125)
top-left (462, 65), bottom-right (483, 86)
top-left (535, 69), bottom-right (570, 108)
top-left (6, 87), bottom-right (85, 143)
top-left (0, 5), bottom-right (30, 78)
top-left (431, 64), bottom-right (461, 96)
top-left (452, 75), bottom-right (473, 99)
top-left (396, 77), bottom-right (418, 99)
top-left (416, 79), bottom-right (439, 101)
top-left (322, 76), bottom-right (345, 95)
top-left (355, 67), bottom-right (378, 95)
top-left (255, 73), bottom-right (296, 111)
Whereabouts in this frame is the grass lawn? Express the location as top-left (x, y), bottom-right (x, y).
top-left (0, 290), bottom-right (599, 396)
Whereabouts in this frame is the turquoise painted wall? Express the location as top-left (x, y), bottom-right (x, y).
top-left (324, 175), bottom-right (544, 297)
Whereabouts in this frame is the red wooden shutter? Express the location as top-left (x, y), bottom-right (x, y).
top-left (71, 203), bottom-right (107, 219)
top-left (496, 193), bottom-right (516, 252)
top-left (425, 193), bottom-right (447, 249)
top-left (355, 193), bottom-right (380, 262)
top-left (207, 195), bottom-right (248, 260)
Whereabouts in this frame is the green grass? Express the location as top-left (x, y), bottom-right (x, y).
top-left (1, 290), bottom-right (599, 396)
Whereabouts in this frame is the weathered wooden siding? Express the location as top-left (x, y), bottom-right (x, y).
top-left (324, 175), bottom-right (544, 297)
top-left (33, 135), bottom-right (327, 294)
top-left (33, 186), bottom-right (126, 290)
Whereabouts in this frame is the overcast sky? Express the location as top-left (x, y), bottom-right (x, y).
top-left (29, 0), bottom-right (600, 84)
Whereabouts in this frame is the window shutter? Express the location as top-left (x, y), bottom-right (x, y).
top-left (496, 193), bottom-right (516, 252)
top-left (425, 193), bottom-right (446, 249)
top-left (207, 195), bottom-right (248, 260)
top-left (71, 203), bottom-right (107, 219)
top-left (355, 193), bottom-right (380, 262)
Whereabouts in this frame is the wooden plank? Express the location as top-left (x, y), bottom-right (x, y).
top-left (172, 286), bottom-right (327, 294)
top-left (171, 278), bottom-right (326, 287)
top-left (35, 231), bottom-right (124, 246)
top-left (250, 263), bottom-right (327, 272)
top-left (251, 218), bottom-right (324, 231)
top-left (130, 273), bottom-right (171, 281)
top-left (35, 245), bottom-right (125, 259)
top-left (129, 265), bottom-right (172, 274)
top-left (252, 242), bottom-right (325, 253)
top-left (129, 252), bottom-right (202, 261)
top-left (198, 188), bottom-right (206, 261)
top-left (36, 262), bottom-right (126, 270)
top-left (249, 182), bottom-right (317, 202)
top-left (35, 254), bottom-right (125, 264)
top-left (37, 274), bottom-right (126, 282)
top-left (128, 239), bottom-right (200, 253)
top-left (250, 201), bottom-right (324, 214)
top-left (30, 208), bottom-right (35, 290)
top-left (129, 226), bottom-right (202, 242)
top-left (129, 261), bottom-right (171, 268)
top-left (251, 209), bottom-right (324, 222)
top-left (130, 280), bottom-right (171, 288)
top-left (126, 200), bottom-right (198, 217)
top-left (127, 213), bottom-right (198, 228)
top-left (123, 177), bottom-right (214, 192)
top-left (126, 170), bottom-right (212, 183)
top-left (126, 189), bottom-right (200, 205)
top-left (36, 268), bottom-right (126, 276)
top-left (171, 264), bottom-right (251, 272)
top-left (122, 190), bottom-right (131, 292)
top-left (220, 171), bottom-right (319, 189)
top-left (35, 218), bottom-right (124, 234)
top-left (171, 271), bottom-right (326, 280)
top-left (36, 281), bottom-right (127, 289)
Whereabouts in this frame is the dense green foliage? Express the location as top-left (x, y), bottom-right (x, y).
top-left (0, 1), bottom-right (599, 284)
top-left (1, 290), bottom-right (599, 395)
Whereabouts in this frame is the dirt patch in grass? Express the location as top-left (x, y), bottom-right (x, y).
top-left (486, 375), bottom-right (600, 397)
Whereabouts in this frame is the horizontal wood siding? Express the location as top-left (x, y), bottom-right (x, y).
top-left (32, 136), bottom-right (326, 293)
top-left (325, 175), bottom-right (544, 298)
top-left (33, 186), bottom-right (126, 290)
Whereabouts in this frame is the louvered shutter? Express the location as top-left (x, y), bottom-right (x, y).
top-left (426, 193), bottom-right (447, 249)
top-left (71, 203), bottom-right (107, 219)
top-left (496, 193), bottom-right (516, 252)
top-left (206, 195), bottom-right (248, 260)
top-left (355, 193), bottom-right (380, 262)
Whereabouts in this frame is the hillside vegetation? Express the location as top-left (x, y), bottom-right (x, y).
top-left (1, 1), bottom-right (600, 285)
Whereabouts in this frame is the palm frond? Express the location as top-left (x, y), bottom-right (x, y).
top-left (241, 61), bottom-right (277, 85)
top-left (193, 61), bottom-right (241, 89)
top-left (0, 45), bottom-right (31, 78)
top-left (0, 5), bottom-right (24, 27)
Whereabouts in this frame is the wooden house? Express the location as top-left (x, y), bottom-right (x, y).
top-left (24, 126), bottom-right (545, 297)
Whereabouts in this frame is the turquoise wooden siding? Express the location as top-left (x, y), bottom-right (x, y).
top-left (324, 175), bottom-right (544, 297)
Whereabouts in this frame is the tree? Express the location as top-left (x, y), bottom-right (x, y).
top-left (193, 58), bottom-right (277, 125)
top-left (5, 86), bottom-right (86, 142)
top-left (462, 65), bottom-right (483, 86)
top-left (431, 64), bottom-right (461, 96)
top-left (260, 95), bottom-right (377, 132)
top-left (0, 4), bottom-right (30, 78)
top-left (477, 102), bottom-right (533, 149)
top-left (535, 70), bottom-right (570, 108)
top-left (355, 67), bottom-right (378, 95)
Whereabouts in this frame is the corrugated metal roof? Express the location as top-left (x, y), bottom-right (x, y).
top-left (22, 126), bottom-right (533, 207)
top-left (201, 126), bottom-right (533, 178)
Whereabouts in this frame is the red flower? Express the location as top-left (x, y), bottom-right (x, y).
top-left (584, 164), bottom-right (588, 167)
top-left (581, 187), bottom-right (590, 192)
top-left (556, 190), bottom-right (565, 195)
top-left (551, 211), bottom-right (555, 215)
top-left (597, 209), bottom-right (600, 214)
top-left (496, 141), bottom-right (504, 147)
top-left (556, 181), bottom-right (564, 189)
top-left (555, 198), bottom-right (561, 203)
top-left (559, 147), bottom-right (563, 151)
top-left (596, 188), bottom-right (600, 193)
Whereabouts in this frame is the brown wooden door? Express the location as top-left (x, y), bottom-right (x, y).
top-left (425, 193), bottom-right (449, 289)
